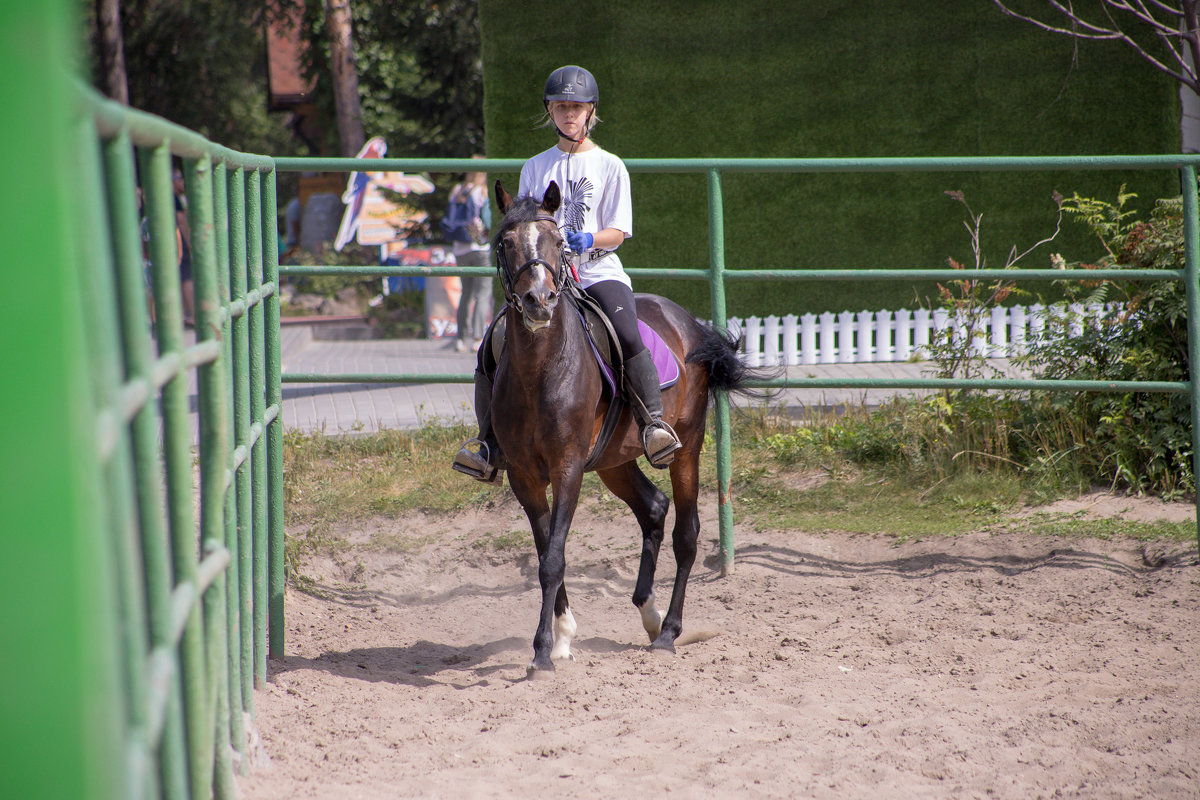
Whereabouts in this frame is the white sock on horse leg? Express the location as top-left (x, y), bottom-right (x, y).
top-left (551, 607), bottom-right (577, 661)
top-left (638, 595), bottom-right (663, 641)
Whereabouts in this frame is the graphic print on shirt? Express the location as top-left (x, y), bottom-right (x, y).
top-left (564, 176), bottom-right (594, 234)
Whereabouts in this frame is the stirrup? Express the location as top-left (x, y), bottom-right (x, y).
top-left (452, 438), bottom-right (503, 485)
top-left (642, 422), bottom-right (681, 469)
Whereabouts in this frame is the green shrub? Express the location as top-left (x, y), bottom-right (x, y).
top-left (1020, 189), bottom-right (1193, 498)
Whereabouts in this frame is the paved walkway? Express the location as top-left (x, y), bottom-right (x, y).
top-left (278, 324), bottom-right (1028, 434)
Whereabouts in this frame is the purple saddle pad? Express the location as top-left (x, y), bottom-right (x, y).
top-left (588, 319), bottom-right (681, 395)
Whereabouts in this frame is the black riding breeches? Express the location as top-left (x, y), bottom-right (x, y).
top-left (583, 279), bottom-right (645, 359)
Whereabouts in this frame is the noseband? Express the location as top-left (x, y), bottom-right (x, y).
top-left (494, 215), bottom-right (569, 318)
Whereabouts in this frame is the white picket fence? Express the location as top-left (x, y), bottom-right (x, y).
top-left (728, 302), bottom-right (1123, 366)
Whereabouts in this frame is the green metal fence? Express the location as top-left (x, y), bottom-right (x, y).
top-left (29, 78), bottom-right (288, 798)
top-left (275, 154), bottom-right (1200, 574)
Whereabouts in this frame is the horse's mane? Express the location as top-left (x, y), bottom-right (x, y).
top-left (492, 196), bottom-right (546, 248)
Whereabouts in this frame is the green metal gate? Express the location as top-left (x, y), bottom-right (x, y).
top-left (81, 91), bottom-right (285, 798)
top-left (3, 9), bottom-right (285, 796)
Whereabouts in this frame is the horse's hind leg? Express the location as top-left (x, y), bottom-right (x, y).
top-left (652, 441), bottom-right (703, 653)
top-left (598, 463), bottom-right (670, 642)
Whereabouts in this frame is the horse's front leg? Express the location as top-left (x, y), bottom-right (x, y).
top-left (514, 467), bottom-right (584, 675)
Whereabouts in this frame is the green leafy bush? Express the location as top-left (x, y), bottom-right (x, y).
top-left (1019, 189), bottom-right (1193, 498)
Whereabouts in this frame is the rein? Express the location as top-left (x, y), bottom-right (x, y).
top-left (494, 215), bottom-right (569, 315)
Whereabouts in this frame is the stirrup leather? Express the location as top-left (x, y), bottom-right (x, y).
top-left (642, 421), bottom-right (681, 469)
top-left (452, 438), bottom-right (503, 485)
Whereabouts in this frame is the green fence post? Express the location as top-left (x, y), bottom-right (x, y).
top-left (1181, 165), bottom-right (1200, 551)
top-left (139, 143), bottom-right (194, 800)
top-left (186, 153), bottom-right (239, 796)
top-left (147, 142), bottom-right (213, 800)
top-left (707, 168), bottom-right (736, 576)
top-left (101, 127), bottom-right (163, 800)
top-left (228, 165), bottom-right (257, 716)
top-left (247, 169), bottom-right (270, 689)
top-left (213, 160), bottom-right (248, 764)
top-left (74, 108), bottom-right (126, 799)
top-left (263, 168), bottom-right (287, 661)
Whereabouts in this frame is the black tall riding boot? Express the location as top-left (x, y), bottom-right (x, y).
top-left (452, 369), bottom-right (504, 484)
top-left (623, 349), bottom-right (682, 468)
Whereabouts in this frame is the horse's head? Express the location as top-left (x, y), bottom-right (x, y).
top-left (493, 180), bottom-right (567, 332)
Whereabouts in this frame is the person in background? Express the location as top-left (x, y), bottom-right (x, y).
top-left (284, 196), bottom-right (302, 254)
top-left (443, 162), bottom-right (494, 353)
top-left (173, 169), bottom-right (195, 326)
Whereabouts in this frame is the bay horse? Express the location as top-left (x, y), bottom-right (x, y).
top-left (488, 180), bottom-right (759, 676)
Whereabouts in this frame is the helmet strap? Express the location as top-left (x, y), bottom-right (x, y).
top-left (554, 124), bottom-right (585, 144)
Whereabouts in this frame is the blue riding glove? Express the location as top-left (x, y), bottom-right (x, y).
top-left (566, 230), bottom-right (593, 254)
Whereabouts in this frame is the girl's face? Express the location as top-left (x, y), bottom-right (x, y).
top-left (549, 101), bottom-right (593, 141)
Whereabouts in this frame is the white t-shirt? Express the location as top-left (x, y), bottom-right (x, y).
top-left (518, 144), bottom-right (633, 289)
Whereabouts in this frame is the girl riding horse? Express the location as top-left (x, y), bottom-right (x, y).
top-left (453, 65), bottom-right (680, 483)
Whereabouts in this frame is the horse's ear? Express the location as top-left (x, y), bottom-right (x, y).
top-left (542, 181), bottom-right (561, 214)
top-left (495, 180), bottom-right (514, 214)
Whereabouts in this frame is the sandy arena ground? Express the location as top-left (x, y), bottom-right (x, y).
top-left (237, 492), bottom-right (1199, 799)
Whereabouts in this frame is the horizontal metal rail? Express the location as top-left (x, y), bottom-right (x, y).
top-left (274, 154), bottom-right (1200, 568)
top-left (275, 154), bottom-right (1200, 173)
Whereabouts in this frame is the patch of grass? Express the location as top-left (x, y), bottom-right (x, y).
top-left (284, 423), bottom-right (499, 530)
top-left (471, 529), bottom-right (532, 552)
top-left (732, 466), bottom-right (1025, 542)
top-left (292, 574), bottom-right (336, 601)
top-left (284, 520), bottom-right (348, 580)
top-left (281, 399), bottom-right (1192, 580)
top-left (1016, 513), bottom-right (1194, 542)
top-left (368, 530), bottom-right (436, 554)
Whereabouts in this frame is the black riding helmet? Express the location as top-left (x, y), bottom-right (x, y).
top-left (543, 65), bottom-right (599, 108)
top-left (544, 66), bottom-right (598, 144)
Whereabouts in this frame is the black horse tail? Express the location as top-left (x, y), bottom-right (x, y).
top-left (685, 322), bottom-right (776, 401)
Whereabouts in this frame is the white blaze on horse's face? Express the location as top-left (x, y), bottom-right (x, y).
top-left (520, 222), bottom-right (540, 266)
top-left (520, 223), bottom-right (553, 332)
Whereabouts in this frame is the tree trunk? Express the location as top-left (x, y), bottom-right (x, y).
top-left (1180, 80), bottom-right (1200, 154)
top-left (95, 0), bottom-right (129, 105)
top-left (324, 0), bottom-right (365, 157)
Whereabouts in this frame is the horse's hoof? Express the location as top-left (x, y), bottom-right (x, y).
top-left (525, 662), bottom-right (556, 681)
top-left (648, 637), bottom-right (676, 656)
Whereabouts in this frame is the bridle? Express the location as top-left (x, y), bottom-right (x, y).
top-left (494, 215), bottom-right (570, 318)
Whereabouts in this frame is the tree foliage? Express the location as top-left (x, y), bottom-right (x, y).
top-left (82, 0), bottom-right (484, 158)
top-left (299, 0), bottom-right (483, 156)
top-left (81, 0), bottom-right (297, 155)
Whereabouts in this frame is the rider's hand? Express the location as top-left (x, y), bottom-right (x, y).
top-left (566, 230), bottom-right (593, 254)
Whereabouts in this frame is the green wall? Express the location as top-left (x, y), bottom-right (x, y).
top-left (479, 0), bottom-right (1178, 316)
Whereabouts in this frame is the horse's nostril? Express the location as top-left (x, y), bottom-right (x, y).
top-left (522, 293), bottom-right (544, 315)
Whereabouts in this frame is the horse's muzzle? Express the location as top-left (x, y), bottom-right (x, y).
top-left (519, 286), bottom-right (558, 331)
